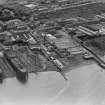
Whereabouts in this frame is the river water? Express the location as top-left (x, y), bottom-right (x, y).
top-left (0, 64), bottom-right (105, 105)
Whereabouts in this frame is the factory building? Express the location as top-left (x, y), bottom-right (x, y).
top-left (77, 25), bottom-right (98, 36)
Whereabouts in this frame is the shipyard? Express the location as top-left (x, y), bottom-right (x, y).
top-left (0, 0), bottom-right (105, 105)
